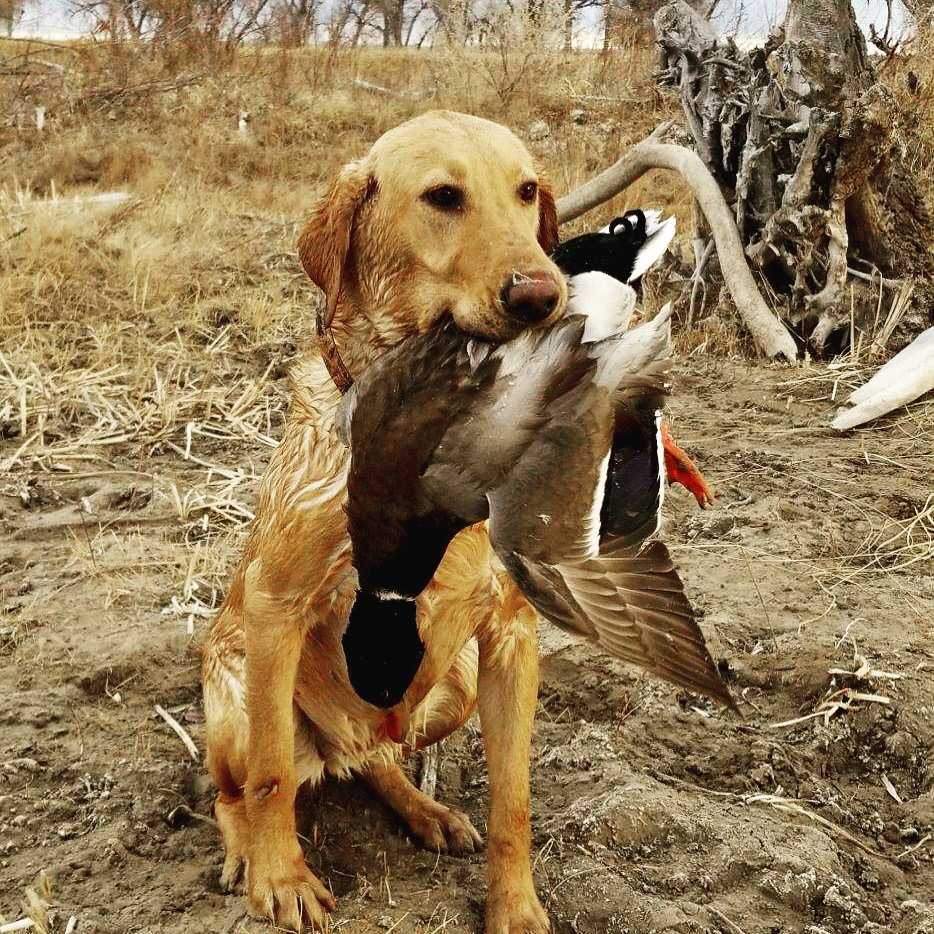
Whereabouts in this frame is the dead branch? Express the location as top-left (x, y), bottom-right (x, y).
top-left (557, 139), bottom-right (799, 364)
top-left (80, 74), bottom-right (204, 109)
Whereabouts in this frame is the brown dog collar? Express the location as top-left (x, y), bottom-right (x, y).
top-left (316, 304), bottom-right (354, 394)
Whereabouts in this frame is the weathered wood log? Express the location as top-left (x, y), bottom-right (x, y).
top-left (848, 325), bottom-right (934, 406)
top-left (557, 137), bottom-right (799, 364)
top-left (831, 326), bottom-right (934, 428)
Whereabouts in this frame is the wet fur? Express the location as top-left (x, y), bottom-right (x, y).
top-left (201, 110), bottom-right (566, 933)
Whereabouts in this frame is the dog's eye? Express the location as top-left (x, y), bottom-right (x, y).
top-left (518, 181), bottom-right (538, 204)
top-left (423, 185), bottom-right (464, 212)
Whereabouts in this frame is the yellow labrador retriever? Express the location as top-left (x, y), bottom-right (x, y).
top-left (202, 110), bottom-right (567, 933)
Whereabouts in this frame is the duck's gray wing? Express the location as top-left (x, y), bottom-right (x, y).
top-left (589, 303), bottom-right (672, 389)
top-left (501, 540), bottom-right (734, 708)
top-left (485, 364), bottom-right (615, 565)
top-left (425, 315), bottom-right (595, 498)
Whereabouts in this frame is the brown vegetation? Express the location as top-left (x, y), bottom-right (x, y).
top-left (1, 24), bottom-right (934, 934)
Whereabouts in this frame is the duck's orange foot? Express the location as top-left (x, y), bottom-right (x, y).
top-left (660, 421), bottom-right (716, 509)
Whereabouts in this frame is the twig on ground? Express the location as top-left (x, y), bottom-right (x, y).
top-left (707, 905), bottom-right (748, 934)
top-left (744, 794), bottom-right (883, 857)
top-left (154, 704), bottom-right (200, 760)
top-left (770, 687), bottom-right (891, 729)
top-left (0, 921), bottom-right (36, 933)
top-left (896, 833), bottom-right (932, 860)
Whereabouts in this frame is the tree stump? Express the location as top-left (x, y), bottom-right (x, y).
top-left (655, 0), bottom-right (934, 352)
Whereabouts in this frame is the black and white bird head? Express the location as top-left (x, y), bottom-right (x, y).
top-left (550, 209), bottom-right (676, 340)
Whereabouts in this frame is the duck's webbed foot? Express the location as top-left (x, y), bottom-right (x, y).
top-left (660, 421), bottom-right (716, 508)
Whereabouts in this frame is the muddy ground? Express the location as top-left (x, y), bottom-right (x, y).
top-left (1, 356), bottom-right (932, 934)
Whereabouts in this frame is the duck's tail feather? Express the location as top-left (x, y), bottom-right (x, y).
top-left (626, 212), bottom-right (677, 283)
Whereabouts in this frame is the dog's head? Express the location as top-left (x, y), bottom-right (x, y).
top-left (298, 110), bottom-right (566, 358)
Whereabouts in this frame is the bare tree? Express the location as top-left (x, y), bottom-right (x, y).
top-left (68, 0), bottom-right (157, 37)
top-left (373, 0), bottom-right (435, 45)
top-left (267, 0), bottom-right (323, 43)
top-left (558, 0), bottom-right (600, 48)
top-left (320, 0), bottom-right (428, 45)
top-left (72, 0), bottom-right (274, 44)
top-left (896, 0), bottom-right (933, 28)
top-left (376, 0), bottom-right (403, 43)
top-left (329, 0), bottom-right (375, 44)
top-left (604, 0), bottom-right (709, 48)
top-left (0, 0), bottom-right (24, 36)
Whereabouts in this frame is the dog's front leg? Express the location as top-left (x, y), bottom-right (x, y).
top-left (477, 578), bottom-right (549, 934)
top-left (242, 560), bottom-right (336, 931)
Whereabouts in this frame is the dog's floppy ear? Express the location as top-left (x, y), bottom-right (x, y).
top-left (298, 160), bottom-right (375, 329)
top-left (536, 178), bottom-right (560, 255)
top-left (538, 180), bottom-right (558, 253)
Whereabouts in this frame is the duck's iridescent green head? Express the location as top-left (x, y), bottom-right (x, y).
top-left (341, 591), bottom-right (424, 709)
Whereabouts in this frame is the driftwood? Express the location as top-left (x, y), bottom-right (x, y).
top-left (653, 0), bottom-right (934, 353)
top-left (557, 135), bottom-right (798, 363)
top-left (831, 326), bottom-right (934, 429)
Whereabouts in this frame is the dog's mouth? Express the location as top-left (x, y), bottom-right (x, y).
top-left (447, 300), bottom-right (556, 345)
top-left (450, 315), bottom-right (518, 345)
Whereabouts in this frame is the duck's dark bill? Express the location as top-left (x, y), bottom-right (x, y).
top-left (341, 591), bottom-right (425, 709)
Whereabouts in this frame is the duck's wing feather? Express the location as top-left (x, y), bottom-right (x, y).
top-left (487, 320), bottom-right (670, 569)
top-left (590, 303), bottom-right (672, 389)
top-left (502, 540), bottom-right (734, 708)
top-left (429, 315), bottom-right (595, 496)
top-left (485, 356), bottom-right (614, 565)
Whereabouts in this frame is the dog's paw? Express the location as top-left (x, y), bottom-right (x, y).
top-left (484, 889), bottom-right (550, 934)
top-left (409, 803), bottom-right (483, 855)
top-left (214, 794), bottom-right (250, 894)
top-left (248, 857), bottom-right (336, 932)
top-left (219, 851), bottom-right (246, 893)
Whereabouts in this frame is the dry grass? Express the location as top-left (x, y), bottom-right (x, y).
top-left (0, 36), bottom-right (679, 619)
top-left (2, 32), bottom-right (934, 587)
top-left (0, 35), bottom-right (672, 489)
top-left (837, 492), bottom-right (934, 577)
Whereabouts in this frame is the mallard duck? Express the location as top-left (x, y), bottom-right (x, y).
top-left (552, 210), bottom-right (715, 508)
top-left (338, 305), bottom-right (733, 713)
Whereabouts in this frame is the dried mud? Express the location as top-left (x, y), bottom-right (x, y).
top-left (1, 358), bottom-right (933, 934)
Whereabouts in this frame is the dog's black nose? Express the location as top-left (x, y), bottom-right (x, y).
top-left (500, 270), bottom-right (561, 323)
